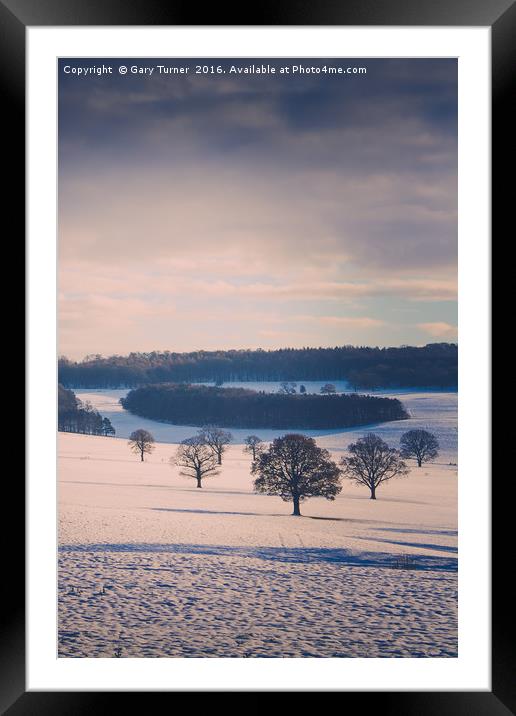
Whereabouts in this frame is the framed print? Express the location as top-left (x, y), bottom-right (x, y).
top-left (4, 0), bottom-right (509, 710)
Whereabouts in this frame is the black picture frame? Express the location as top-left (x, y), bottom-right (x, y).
top-left (6, 0), bottom-right (507, 710)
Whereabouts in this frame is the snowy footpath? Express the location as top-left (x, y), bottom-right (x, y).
top-left (59, 428), bottom-right (457, 658)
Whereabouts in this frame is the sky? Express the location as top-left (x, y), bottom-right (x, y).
top-left (58, 58), bottom-right (457, 360)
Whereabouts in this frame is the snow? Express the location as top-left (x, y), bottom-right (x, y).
top-left (59, 422), bottom-right (457, 658)
top-left (59, 549), bottom-right (456, 658)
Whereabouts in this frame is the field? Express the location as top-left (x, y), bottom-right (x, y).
top-left (58, 391), bottom-right (458, 658)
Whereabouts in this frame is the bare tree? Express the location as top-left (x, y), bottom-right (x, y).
top-left (252, 433), bottom-right (342, 516)
top-left (128, 429), bottom-right (155, 462)
top-left (278, 381), bottom-right (297, 394)
top-left (400, 429), bottom-right (440, 467)
top-left (341, 433), bottom-right (409, 499)
top-left (198, 425), bottom-right (233, 465)
top-left (174, 436), bottom-right (219, 488)
top-left (320, 383), bottom-right (337, 394)
top-left (243, 435), bottom-right (264, 461)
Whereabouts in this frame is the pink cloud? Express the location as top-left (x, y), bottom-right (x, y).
top-left (417, 321), bottom-right (457, 338)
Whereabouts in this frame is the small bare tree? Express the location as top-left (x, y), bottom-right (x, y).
top-left (174, 436), bottom-right (219, 488)
top-left (341, 433), bottom-right (408, 499)
top-left (128, 429), bottom-right (155, 462)
top-left (400, 429), bottom-right (440, 467)
top-left (198, 425), bottom-right (232, 465)
top-left (252, 433), bottom-right (342, 516)
top-left (243, 435), bottom-right (264, 461)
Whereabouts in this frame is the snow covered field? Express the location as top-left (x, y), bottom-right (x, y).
top-left (59, 388), bottom-right (458, 658)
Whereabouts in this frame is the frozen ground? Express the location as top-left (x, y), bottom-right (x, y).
top-left (59, 421), bottom-right (458, 658)
top-left (75, 387), bottom-right (458, 462)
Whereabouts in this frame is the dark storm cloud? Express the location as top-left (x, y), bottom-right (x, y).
top-left (59, 58), bottom-right (457, 168)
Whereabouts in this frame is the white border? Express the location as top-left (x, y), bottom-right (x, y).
top-left (27, 27), bottom-right (490, 691)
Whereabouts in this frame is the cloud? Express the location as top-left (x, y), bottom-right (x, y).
top-left (58, 58), bottom-right (457, 355)
top-left (59, 165), bottom-right (456, 276)
top-left (310, 316), bottom-right (386, 328)
top-left (417, 322), bottom-right (457, 339)
top-left (59, 260), bottom-right (456, 305)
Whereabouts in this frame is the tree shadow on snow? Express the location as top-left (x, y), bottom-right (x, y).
top-left (355, 535), bottom-right (457, 553)
top-left (149, 507), bottom-right (278, 518)
top-left (59, 542), bottom-right (457, 572)
top-left (374, 527), bottom-right (457, 537)
top-left (308, 516), bottom-right (391, 525)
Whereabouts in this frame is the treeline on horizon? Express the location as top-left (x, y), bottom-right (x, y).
top-left (58, 384), bottom-right (115, 436)
top-left (58, 343), bottom-right (457, 390)
top-left (121, 384), bottom-right (409, 430)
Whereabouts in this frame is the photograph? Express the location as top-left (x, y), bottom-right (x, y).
top-left (57, 57), bottom-right (458, 659)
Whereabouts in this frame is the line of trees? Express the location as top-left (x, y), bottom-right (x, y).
top-left (58, 384), bottom-right (115, 436)
top-left (58, 343), bottom-right (457, 389)
top-left (278, 383), bottom-right (337, 395)
top-left (126, 425), bottom-right (440, 511)
top-left (120, 383), bottom-right (409, 430)
top-left (252, 429), bottom-right (440, 513)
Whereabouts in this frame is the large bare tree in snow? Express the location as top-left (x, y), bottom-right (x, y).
top-left (340, 433), bottom-right (408, 499)
top-left (128, 429), bottom-right (155, 462)
top-left (252, 433), bottom-right (342, 516)
top-left (174, 436), bottom-right (220, 488)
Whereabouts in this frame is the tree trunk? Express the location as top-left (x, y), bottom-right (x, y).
top-left (196, 477), bottom-right (202, 488)
top-left (417, 458), bottom-right (422, 467)
top-left (217, 452), bottom-right (222, 465)
top-left (140, 450), bottom-right (144, 462)
top-left (370, 485), bottom-right (376, 499)
top-left (292, 495), bottom-right (301, 516)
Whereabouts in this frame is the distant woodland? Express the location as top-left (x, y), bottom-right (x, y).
top-left (121, 384), bottom-right (409, 430)
top-left (58, 343), bottom-right (457, 390)
top-left (58, 384), bottom-right (115, 436)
